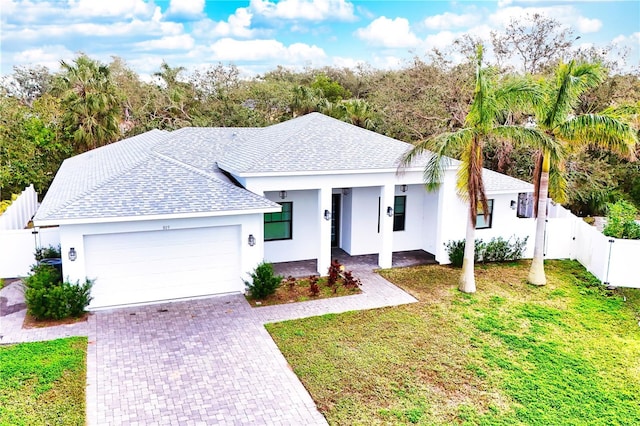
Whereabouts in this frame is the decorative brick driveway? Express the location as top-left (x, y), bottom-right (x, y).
top-left (2, 257), bottom-right (419, 425)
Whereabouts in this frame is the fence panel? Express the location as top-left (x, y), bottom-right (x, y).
top-left (0, 185), bottom-right (38, 231)
top-left (602, 238), bottom-right (640, 288)
top-left (545, 218), bottom-right (575, 259)
top-left (0, 227), bottom-right (60, 278)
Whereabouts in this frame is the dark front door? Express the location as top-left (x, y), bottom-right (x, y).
top-left (331, 194), bottom-right (341, 247)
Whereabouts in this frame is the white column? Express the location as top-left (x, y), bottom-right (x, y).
top-left (378, 184), bottom-right (394, 268)
top-left (317, 187), bottom-right (332, 275)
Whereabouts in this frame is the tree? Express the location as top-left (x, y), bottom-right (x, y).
top-left (403, 45), bottom-right (547, 293)
top-left (527, 61), bottom-right (638, 285)
top-left (491, 14), bottom-right (576, 74)
top-left (53, 54), bottom-right (121, 152)
top-left (0, 65), bottom-right (52, 107)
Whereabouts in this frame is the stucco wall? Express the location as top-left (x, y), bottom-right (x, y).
top-left (263, 190), bottom-right (319, 263)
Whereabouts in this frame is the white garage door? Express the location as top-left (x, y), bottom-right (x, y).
top-left (84, 226), bottom-right (241, 308)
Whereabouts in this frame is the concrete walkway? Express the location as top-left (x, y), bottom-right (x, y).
top-left (1, 266), bottom-right (418, 425)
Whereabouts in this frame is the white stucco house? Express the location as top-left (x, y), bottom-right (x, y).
top-left (34, 113), bottom-right (535, 309)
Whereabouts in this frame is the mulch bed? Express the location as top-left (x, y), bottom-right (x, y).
top-left (247, 275), bottom-right (361, 307)
top-left (22, 313), bottom-right (90, 329)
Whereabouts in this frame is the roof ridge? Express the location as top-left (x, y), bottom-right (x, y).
top-left (152, 151), bottom-right (226, 183)
top-left (39, 131), bottom-right (169, 219)
top-left (43, 154), bottom-right (155, 219)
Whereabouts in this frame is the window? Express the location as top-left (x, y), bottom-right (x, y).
top-left (517, 193), bottom-right (534, 218)
top-left (476, 199), bottom-right (494, 229)
top-left (393, 196), bottom-right (406, 231)
top-left (264, 202), bottom-right (292, 241)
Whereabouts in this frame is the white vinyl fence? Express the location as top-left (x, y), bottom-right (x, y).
top-left (0, 227), bottom-right (61, 278)
top-left (545, 203), bottom-right (640, 288)
top-left (0, 185), bottom-right (38, 230)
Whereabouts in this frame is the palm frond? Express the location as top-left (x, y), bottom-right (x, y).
top-left (557, 114), bottom-right (638, 160)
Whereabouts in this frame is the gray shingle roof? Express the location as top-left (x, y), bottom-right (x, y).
top-left (36, 113), bottom-right (532, 224)
top-left (35, 129), bottom-right (278, 223)
top-left (483, 169), bottom-right (534, 193)
top-left (219, 113), bottom-right (417, 174)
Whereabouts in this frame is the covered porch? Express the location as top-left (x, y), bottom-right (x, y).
top-left (273, 248), bottom-right (437, 278)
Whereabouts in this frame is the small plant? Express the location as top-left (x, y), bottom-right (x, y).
top-left (285, 275), bottom-right (297, 290)
top-left (327, 259), bottom-right (342, 287)
top-left (244, 262), bottom-right (282, 299)
top-left (603, 200), bottom-right (640, 239)
top-left (35, 244), bottom-right (62, 261)
top-left (24, 263), bottom-right (93, 320)
top-left (343, 270), bottom-right (361, 288)
top-left (309, 275), bottom-right (320, 296)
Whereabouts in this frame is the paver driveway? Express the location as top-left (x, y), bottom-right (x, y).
top-left (86, 295), bottom-right (327, 425)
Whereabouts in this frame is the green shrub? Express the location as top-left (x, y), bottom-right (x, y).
top-left (603, 200), bottom-right (640, 239)
top-left (483, 236), bottom-right (528, 263)
top-left (445, 239), bottom-right (485, 267)
top-left (445, 236), bottom-right (528, 267)
top-left (244, 262), bottom-right (282, 299)
top-left (34, 245), bottom-right (61, 261)
top-left (24, 264), bottom-right (93, 320)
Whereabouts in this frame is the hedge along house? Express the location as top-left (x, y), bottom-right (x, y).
top-left (34, 113), bottom-right (535, 309)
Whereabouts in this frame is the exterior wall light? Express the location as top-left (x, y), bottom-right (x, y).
top-left (401, 185), bottom-right (408, 193)
top-left (248, 234), bottom-right (256, 247)
top-left (279, 190), bottom-right (287, 199)
top-left (387, 206), bottom-right (394, 217)
top-left (342, 188), bottom-right (351, 196)
top-left (68, 247), bottom-right (77, 261)
top-left (510, 200), bottom-right (517, 210)
top-left (324, 209), bottom-right (332, 221)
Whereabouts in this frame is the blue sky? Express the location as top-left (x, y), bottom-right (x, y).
top-left (1, 0), bottom-right (638, 78)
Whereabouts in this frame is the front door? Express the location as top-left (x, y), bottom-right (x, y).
top-left (331, 194), bottom-right (341, 247)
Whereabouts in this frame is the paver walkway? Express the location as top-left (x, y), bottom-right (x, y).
top-left (1, 262), bottom-right (419, 425)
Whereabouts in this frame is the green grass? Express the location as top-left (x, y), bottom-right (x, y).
top-left (0, 337), bottom-right (87, 425)
top-left (267, 260), bottom-right (640, 425)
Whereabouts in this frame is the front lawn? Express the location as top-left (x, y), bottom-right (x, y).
top-left (0, 337), bottom-right (87, 425)
top-left (267, 260), bottom-right (640, 425)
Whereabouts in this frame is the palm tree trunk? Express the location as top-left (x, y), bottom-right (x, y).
top-left (529, 150), bottom-right (550, 286)
top-left (459, 211), bottom-right (477, 293)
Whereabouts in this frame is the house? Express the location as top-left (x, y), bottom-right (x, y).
top-left (34, 113), bottom-right (535, 309)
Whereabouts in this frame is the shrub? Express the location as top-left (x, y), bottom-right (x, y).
top-left (445, 239), bottom-right (484, 267)
top-left (309, 275), bottom-right (320, 296)
top-left (35, 245), bottom-right (62, 261)
top-left (445, 236), bottom-right (528, 267)
top-left (327, 259), bottom-right (342, 287)
top-left (483, 236), bottom-right (528, 263)
top-left (343, 270), bottom-right (361, 288)
top-left (24, 264), bottom-right (93, 320)
top-left (603, 200), bottom-right (640, 239)
top-left (244, 262), bottom-right (282, 299)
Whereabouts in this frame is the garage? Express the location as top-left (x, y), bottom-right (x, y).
top-left (84, 226), bottom-right (241, 308)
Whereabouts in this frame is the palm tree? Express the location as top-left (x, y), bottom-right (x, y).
top-left (54, 55), bottom-right (121, 152)
top-left (403, 45), bottom-right (549, 293)
top-left (527, 61), bottom-right (638, 285)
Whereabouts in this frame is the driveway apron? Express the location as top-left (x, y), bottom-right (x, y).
top-left (87, 295), bottom-right (327, 425)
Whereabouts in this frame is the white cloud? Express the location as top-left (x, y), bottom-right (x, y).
top-left (209, 38), bottom-right (326, 62)
top-left (490, 6), bottom-right (602, 35)
top-left (68, 0), bottom-right (155, 19)
top-left (576, 17), bottom-right (602, 34)
top-left (332, 56), bottom-right (366, 69)
top-left (355, 16), bottom-right (420, 48)
top-left (165, 0), bottom-right (205, 19)
top-left (424, 12), bottom-right (479, 30)
top-left (135, 35), bottom-right (195, 51)
top-left (193, 8), bottom-right (255, 39)
top-left (12, 45), bottom-right (75, 70)
top-left (249, 0), bottom-right (355, 21)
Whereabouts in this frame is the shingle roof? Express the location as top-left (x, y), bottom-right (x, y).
top-left (35, 129), bottom-right (278, 223)
top-left (219, 113), bottom-right (417, 174)
top-left (483, 169), bottom-right (534, 193)
top-left (36, 113), bottom-right (532, 224)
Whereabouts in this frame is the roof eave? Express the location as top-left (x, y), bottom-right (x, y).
top-left (33, 206), bottom-right (281, 227)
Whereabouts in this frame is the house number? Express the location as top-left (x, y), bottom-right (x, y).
top-left (162, 225), bottom-right (170, 230)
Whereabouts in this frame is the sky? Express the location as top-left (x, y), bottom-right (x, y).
top-left (1, 0), bottom-right (639, 78)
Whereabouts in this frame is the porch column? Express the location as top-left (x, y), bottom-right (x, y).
top-left (317, 187), bottom-right (332, 275)
top-left (379, 184), bottom-right (394, 268)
